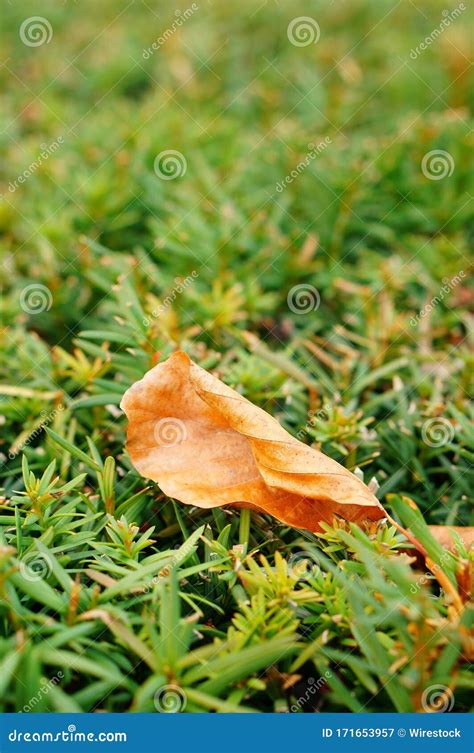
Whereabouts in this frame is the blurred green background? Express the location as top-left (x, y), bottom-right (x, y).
top-left (1, 0), bottom-right (472, 524)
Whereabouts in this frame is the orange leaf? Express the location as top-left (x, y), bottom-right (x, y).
top-left (428, 525), bottom-right (474, 552)
top-left (120, 351), bottom-right (385, 532)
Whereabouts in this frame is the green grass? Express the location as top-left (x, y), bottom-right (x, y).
top-left (0, 0), bottom-right (472, 713)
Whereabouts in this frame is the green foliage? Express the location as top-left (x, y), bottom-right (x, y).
top-left (0, 448), bottom-right (471, 711)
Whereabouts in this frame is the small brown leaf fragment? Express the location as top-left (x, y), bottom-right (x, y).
top-left (281, 673), bottom-right (302, 691)
top-left (67, 573), bottom-right (81, 624)
top-left (455, 560), bottom-right (472, 603)
top-left (85, 569), bottom-right (117, 588)
top-left (428, 525), bottom-right (474, 553)
top-left (120, 351), bottom-right (385, 532)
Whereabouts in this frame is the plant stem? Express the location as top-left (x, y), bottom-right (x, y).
top-left (239, 508), bottom-right (250, 549)
top-left (386, 513), bottom-right (427, 558)
top-left (386, 514), bottom-right (463, 614)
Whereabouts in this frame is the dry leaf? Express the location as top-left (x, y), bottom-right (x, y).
top-left (428, 525), bottom-right (474, 552)
top-left (120, 351), bottom-right (385, 532)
